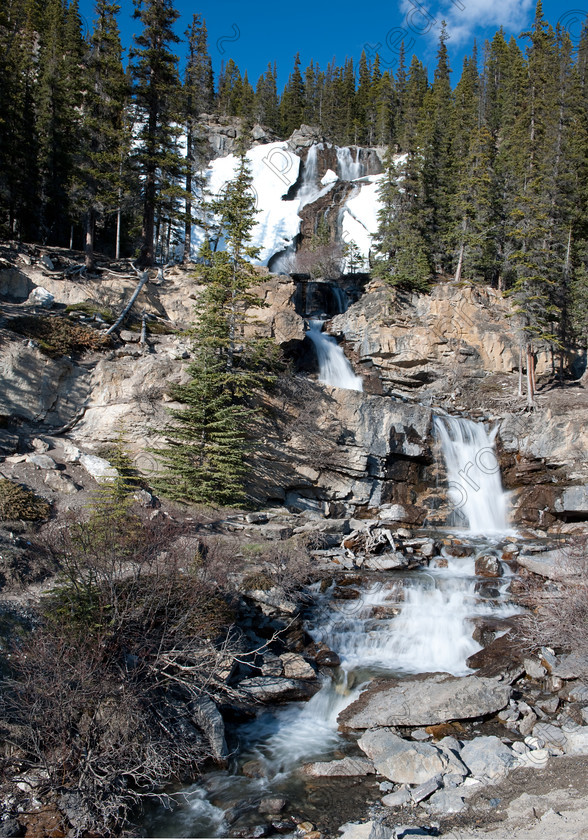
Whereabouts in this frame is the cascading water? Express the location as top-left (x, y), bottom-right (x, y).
top-left (306, 320), bottom-right (363, 391)
top-left (149, 414), bottom-right (523, 838)
top-left (336, 146), bottom-right (364, 181)
top-left (298, 143), bottom-right (321, 206)
top-left (434, 415), bottom-right (510, 534)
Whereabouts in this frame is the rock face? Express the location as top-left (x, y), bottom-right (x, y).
top-left (338, 674), bottom-right (512, 730)
top-left (330, 280), bottom-right (551, 395)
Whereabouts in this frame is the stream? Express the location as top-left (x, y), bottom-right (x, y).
top-left (147, 324), bottom-right (525, 837)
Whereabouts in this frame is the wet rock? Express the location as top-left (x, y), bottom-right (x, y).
top-left (242, 759), bottom-right (266, 778)
top-left (357, 729), bottom-right (449, 784)
top-left (315, 648), bottom-right (340, 667)
top-left (475, 554), bottom-right (502, 578)
top-left (460, 736), bottom-right (515, 782)
top-left (339, 673), bottom-right (511, 730)
top-left (259, 797), bottom-right (286, 814)
top-left (465, 621), bottom-right (526, 683)
top-left (333, 586), bottom-right (361, 599)
top-left (238, 676), bottom-right (320, 703)
top-left (280, 652), bottom-right (315, 679)
top-left (303, 756), bottom-right (376, 776)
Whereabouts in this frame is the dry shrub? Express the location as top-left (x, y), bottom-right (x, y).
top-left (0, 496), bottom-right (241, 835)
top-left (9, 314), bottom-right (111, 357)
top-left (0, 479), bottom-right (51, 521)
top-left (521, 535), bottom-right (588, 655)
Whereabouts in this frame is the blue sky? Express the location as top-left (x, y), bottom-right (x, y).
top-left (77, 0), bottom-right (586, 86)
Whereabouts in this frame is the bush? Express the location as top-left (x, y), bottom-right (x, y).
top-left (0, 479), bottom-right (50, 521)
top-left (522, 535), bottom-right (588, 656)
top-left (0, 492), bottom-right (239, 835)
top-left (9, 315), bottom-right (111, 357)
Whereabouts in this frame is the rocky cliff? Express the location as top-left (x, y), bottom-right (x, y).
top-left (0, 242), bottom-right (586, 530)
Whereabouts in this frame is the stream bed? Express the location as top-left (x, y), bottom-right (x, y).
top-left (146, 532), bottom-right (524, 838)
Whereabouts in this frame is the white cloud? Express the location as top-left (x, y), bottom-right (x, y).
top-left (399, 0), bottom-right (534, 49)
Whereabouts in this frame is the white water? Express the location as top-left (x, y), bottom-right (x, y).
top-left (298, 143), bottom-right (322, 206)
top-left (337, 146), bottom-right (364, 181)
top-left (306, 320), bottom-right (363, 391)
top-left (435, 415), bottom-right (510, 534)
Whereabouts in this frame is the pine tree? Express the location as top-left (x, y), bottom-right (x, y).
top-left (129, 0), bottom-right (184, 266)
top-left (417, 22), bottom-right (456, 273)
top-left (157, 150), bottom-right (280, 505)
top-left (373, 150), bottom-right (432, 291)
top-left (71, 0), bottom-right (129, 267)
top-left (184, 14), bottom-right (212, 257)
top-left (280, 53), bottom-right (305, 136)
top-left (451, 123), bottom-right (500, 284)
top-left (255, 62), bottom-right (279, 130)
top-left (36, 0), bottom-right (87, 245)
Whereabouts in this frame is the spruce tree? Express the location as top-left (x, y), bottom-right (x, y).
top-left (72, 0), bottom-right (129, 267)
top-left (157, 150), bottom-right (280, 505)
top-left (129, 0), bottom-right (184, 266)
top-left (280, 53), bottom-right (305, 136)
top-left (184, 14), bottom-right (212, 257)
top-left (373, 151), bottom-right (432, 291)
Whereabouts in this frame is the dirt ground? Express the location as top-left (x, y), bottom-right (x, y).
top-left (440, 755), bottom-right (588, 838)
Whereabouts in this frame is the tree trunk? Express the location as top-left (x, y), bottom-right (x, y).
top-left (185, 121), bottom-right (192, 262)
top-left (140, 166), bottom-right (156, 266)
top-left (115, 205), bottom-right (121, 260)
top-left (526, 343), bottom-right (535, 409)
top-left (84, 209), bottom-right (95, 270)
top-left (518, 344), bottom-right (523, 397)
top-left (106, 266), bottom-right (149, 335)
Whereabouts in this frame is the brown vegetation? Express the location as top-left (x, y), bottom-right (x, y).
top-left (0, 479), bottom-right (51, 522)
top-left (8, 314), bottom-right (111, 357)
top-left (0, 492), bottom-right (242, 835)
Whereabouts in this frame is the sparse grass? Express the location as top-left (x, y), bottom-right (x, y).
top-left (65, 302), bottom-right (115, 322)
top-left (0, 479), bottom-right (51, 522)
top-left (242, 542), bottom-right (266, 557)
top-left (9, 315), bottom-right (111, 357)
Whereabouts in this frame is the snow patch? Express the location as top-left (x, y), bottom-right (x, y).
top-left (192, 142), bottom-right (302, 266)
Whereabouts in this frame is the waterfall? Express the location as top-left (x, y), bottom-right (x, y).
top-left (336, 146), bottom-right (363, 181)
top-left (298, 143), bottom-right (321, 206)
top-left (435, 415), bottom-right (510, 534)
top-left (331, 284), bottom-right (348, 314)
top-left (306, 320), bottom-right (363, 391)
